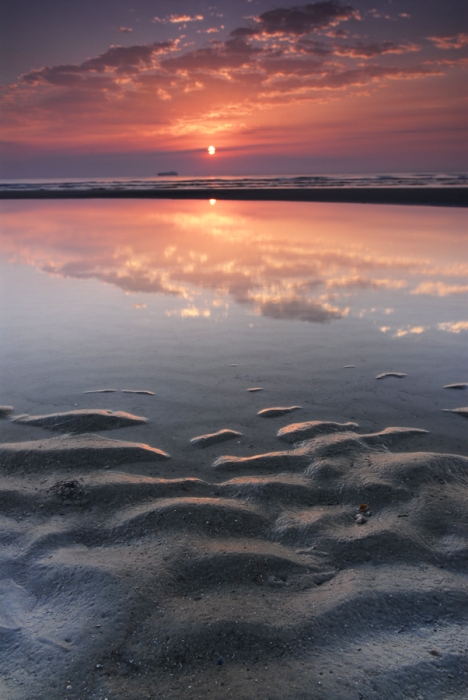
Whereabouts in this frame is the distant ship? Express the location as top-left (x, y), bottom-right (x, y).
top-left (157, 171), bottom-right (178, 176)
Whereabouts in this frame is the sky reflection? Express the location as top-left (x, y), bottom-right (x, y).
top-left (0, 199), bottom-right (466, 334)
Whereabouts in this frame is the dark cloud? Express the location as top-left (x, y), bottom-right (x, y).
top-left (231, 2), bottom-right (357, 38)
top-left (22, 42), bottom-right (175, 84)
top-left (297, 39), bottom-right (420, 57)
top-left (335, 41), bottom-right (420, 57)
top-left (161, 37), bottom-right (262, 72)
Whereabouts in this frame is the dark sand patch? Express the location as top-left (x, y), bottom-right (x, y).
top-left (12, 409), bottom-right (148, 433)
top-left (258, 406), bottom-right (302, 418)
top-left (0, 406), bottom-right (14, 419)
top-left (444, 383), bottom-right (468, 390)
top-left (376, 372), bottom-right (407, 379)
top-left (190, 429), bottom-right (242, 448)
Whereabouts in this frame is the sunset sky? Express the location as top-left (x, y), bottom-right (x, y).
top-left (1, 0), bottom-right (466, 178)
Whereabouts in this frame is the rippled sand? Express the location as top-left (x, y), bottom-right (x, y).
top-left (1, 404), bottom-right (467, 700)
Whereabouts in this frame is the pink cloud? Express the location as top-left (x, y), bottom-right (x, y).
top-left (154, 14), bottom-right (204, 24)
top-left (428, 33), bottom-right (468, 50)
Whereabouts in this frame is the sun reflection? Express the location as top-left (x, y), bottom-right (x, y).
top-left (207, 145), bottom-right (216, 155)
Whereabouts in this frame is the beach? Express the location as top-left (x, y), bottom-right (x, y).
top-left (0, 198), bottom-right (467, 700)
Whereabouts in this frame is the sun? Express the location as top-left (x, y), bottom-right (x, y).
top-left (207, 145), bottom-right (216, 155)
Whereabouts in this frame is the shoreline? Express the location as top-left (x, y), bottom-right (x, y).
top-left (0, 186), bottom-right (467, 206)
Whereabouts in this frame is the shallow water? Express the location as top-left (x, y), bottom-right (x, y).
top-left (0, 199), bottom-right (466, 456)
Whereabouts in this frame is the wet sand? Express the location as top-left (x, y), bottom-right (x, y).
top-left (1, 187), bottom-right (467, 206)
top-left (1, 392), bottom-right (467, 700)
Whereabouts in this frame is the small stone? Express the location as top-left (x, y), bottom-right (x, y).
top-left (355, 515), bottom-right (367, 525)
top-left (216, 657), bottom-right (225, 666)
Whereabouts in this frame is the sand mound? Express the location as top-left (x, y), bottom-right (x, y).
top-left (122, 390), bottom-right (155, 395)
top-left (0, 434), bottom-right (169, 472)
top-left (443, 407), bottom-right (468, 417)
top-left (375, 372), bottom-right (407, 379)
top-left (277, 420), bottom-right (359, 443)
top-left (258, 406), bottom-right (302, 417)
top-left (1, 417), bottom-right (467, 700)
top-left (190, 429), bottom-right (243, 448)
top-left (444, 383), bottom-right (468, 390)
top-left (12, 409), bottom-right (148, 433)
top-left (83, 389), bottom-right (116, 393)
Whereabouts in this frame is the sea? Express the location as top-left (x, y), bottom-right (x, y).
top-left (0, 171), bottom-right (467, 194)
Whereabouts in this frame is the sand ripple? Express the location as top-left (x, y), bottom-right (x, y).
top-left (12, 409), bottom-right (148, 433)
top-left (0, 417), bottom-right (466, 700)
top-left (190, 429), bottom-right (242, 448)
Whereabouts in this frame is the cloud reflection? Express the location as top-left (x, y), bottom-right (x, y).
top-left (0, 200), bottom-right (466, 328)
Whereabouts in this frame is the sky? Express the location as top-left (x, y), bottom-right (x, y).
top-left (1, 0), bottom-right (467, 178)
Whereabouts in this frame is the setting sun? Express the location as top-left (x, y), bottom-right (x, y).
top-left (208, 145), bottom-right (216, 155)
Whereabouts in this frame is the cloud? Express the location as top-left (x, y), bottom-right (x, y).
top-left (116, 27), bottom-right (133, 34)
top-left (412, 281), bottom-right (468, 296)
top-left (161, 37), bottom-right (263, 73)
top-left (21, 42), bottom-right (176, 85)
top-left (438, 321), bottom-right (468, 333)
top-left (428, 33), bottom-right (468, 50)
top-left (0, 2), bottom-right (461, 162)
top-left (296, 38), bottom-right (420, 57)
top-left (154, 14), bottom-right (204, 24)
top-left (334, 40), bottom-right (420, 57)
top-left (231, 2), bottom-right (358, 38)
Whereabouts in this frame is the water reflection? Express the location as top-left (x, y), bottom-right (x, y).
top-left (0, 199), bottom-right (466, 332)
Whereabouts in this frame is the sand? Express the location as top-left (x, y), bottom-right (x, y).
top-left (190, 429), bottom-right (243, 448)
top-left (12, 409), bottom-right (148, 433)
top-left (1, 397), bottom-right (467, 700)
